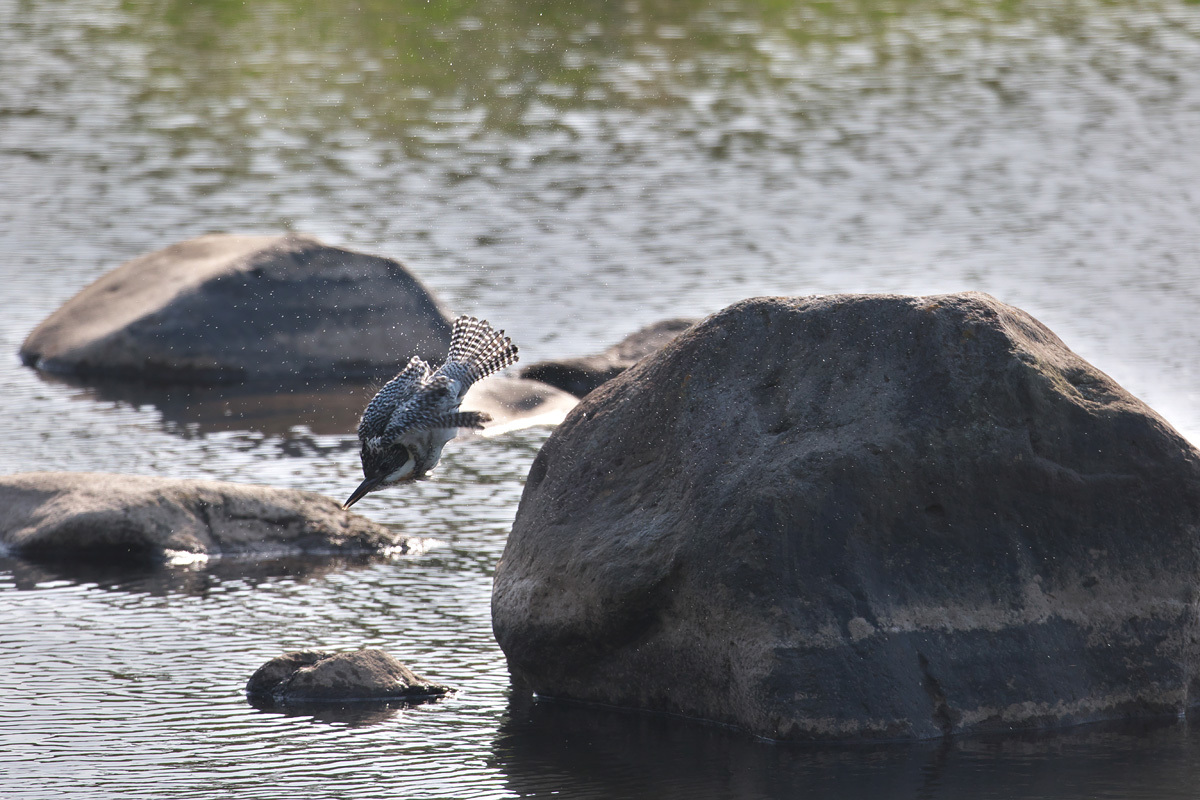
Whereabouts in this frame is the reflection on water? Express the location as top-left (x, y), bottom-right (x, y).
top-left (33, 366), bottom-right (575, 438)
top-left (0, 550), bottom-right (407, 597)
top-left (3, 0), bottom-right (1200, 797)
top-left (34, 371), bottom-right (392, 436)
top-left (496, 702), bottom-right (1200, 800)
top-left (247, 694), bottom-right (446, 728)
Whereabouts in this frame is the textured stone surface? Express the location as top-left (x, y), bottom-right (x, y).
top-left (0, 471), bottom-right (408, 562)
top-left (520, 318), bottom-right (696, 397)
top-left (20, 233), bottom-right (452, 383)
top-left (246, 649), bottom-right (451, 704)
top-left (492, 292), bottom-right (1200, 741)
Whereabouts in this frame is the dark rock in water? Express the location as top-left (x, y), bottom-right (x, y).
top-left (19, 233), bottom-right (452, 384)
top-left (520, 318), bottom-right (696, 397)
top-left (0, 471), bottom-right (410, 563)
top-left (492, 292), bottom-right (1200, 742)
top-left (246, 649), bottom-right (451, 705)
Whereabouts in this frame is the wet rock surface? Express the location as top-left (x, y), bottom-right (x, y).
top-left (19, 233), bottom-right (452, 384)
top-left (0, 471), bottom-right (409, 563)
top-left (492, 292), bottom-right (1200, 741)
top-left (520, 318), bottom-right (696, 397)
top-left (246, 649), bottom-right (452, 705)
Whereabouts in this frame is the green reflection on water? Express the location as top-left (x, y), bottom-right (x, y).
top-left (117, 0), bottom-right (1128, 153)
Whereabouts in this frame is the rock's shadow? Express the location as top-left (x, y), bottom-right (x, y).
top-left (35, 371), bottom-right (368, 436)
top-left (490, 693), bottom-right (1197, 800)
top-left (490, 693), bottom-right (939, 799)
top-left (35, 371), bottom-right (574, 438)
top-left (0, 551), bottom-right (397, 597)
top-left (246, 695), bottom-right (434, 727)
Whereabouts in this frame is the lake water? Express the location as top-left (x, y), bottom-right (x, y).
top-left (2, 0), bottom-right (1200, 797)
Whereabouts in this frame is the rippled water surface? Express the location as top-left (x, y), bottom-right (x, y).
top-left (3, 0), bottom-right (1200, 797)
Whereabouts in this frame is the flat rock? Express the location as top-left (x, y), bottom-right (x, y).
top-left (520, 318), bottom-right (696, 397)
top-left (492, 293), bottom-right (1200, 741)
top-left (20, 233), bottom-right (452, 383)
top-left (246, 649), bottom-right (451, 704)
top-left (0, 471), bottom-right (409, 563)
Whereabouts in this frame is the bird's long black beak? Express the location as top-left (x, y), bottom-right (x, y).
top-left (343, 475), bottom-right (383, 510)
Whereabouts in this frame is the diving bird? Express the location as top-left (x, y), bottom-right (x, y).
top-left (343, 316), bottom-right (519, 509)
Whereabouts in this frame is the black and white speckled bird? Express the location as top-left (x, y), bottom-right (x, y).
top-left (342, 316), bottom-right (519, 509)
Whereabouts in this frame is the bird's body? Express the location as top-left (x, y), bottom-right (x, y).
top-left (343, 316), bottom-right (518, 508)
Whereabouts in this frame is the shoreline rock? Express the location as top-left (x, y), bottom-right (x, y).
top-left (0, 471), bottom-right (409, 563)
top-left (493, 292), bottom-right (1200, 741)
top-left (20, 233), bottom-right (452, 384)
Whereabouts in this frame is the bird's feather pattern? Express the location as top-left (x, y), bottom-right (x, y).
top-left (358, 356), bottom-right (431, 440)
top-left (347, 316), bottom-right (518, 506)
top-left (436, 316), bottom-right (519, 390)
top-left (380, 375), bottom-right (473, 442)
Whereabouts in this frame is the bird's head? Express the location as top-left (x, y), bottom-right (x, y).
top-left (342, 441), bottom-right (417, 509)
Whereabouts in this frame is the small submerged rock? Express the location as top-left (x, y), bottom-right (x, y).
top-left (0, 471), bottom-right (410, 563)
top-left (520, 318), bottom-right (696, 397)
top-left (246, 649), bottom-right (451, 706)
top-left (19, 233), bottom-right (452, 384)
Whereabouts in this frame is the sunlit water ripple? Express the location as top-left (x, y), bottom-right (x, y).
top-left (3, 0), bottom-right (1200, 797)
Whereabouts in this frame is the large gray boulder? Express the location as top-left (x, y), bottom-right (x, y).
top-left (20, 234), bottom-right (452, 383)
top-left (492, 293), bottom-right (1200, 741)
top-left (520, 318), bottom-right (696, 397)
top-left (0, 471), bottom-right (411, 562)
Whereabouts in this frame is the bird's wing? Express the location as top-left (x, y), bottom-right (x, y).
top-left (382, 375), bottom-right (455, 441)
top-left (434, 316), bottom-right (519, 391)
top-left (359, 356), bottom-right (432, 441)
top-left (381, 377), bottom-right (493, 439)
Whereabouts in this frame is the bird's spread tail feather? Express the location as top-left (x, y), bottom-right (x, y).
top-left (442, 316), bottom-right (519, 387)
